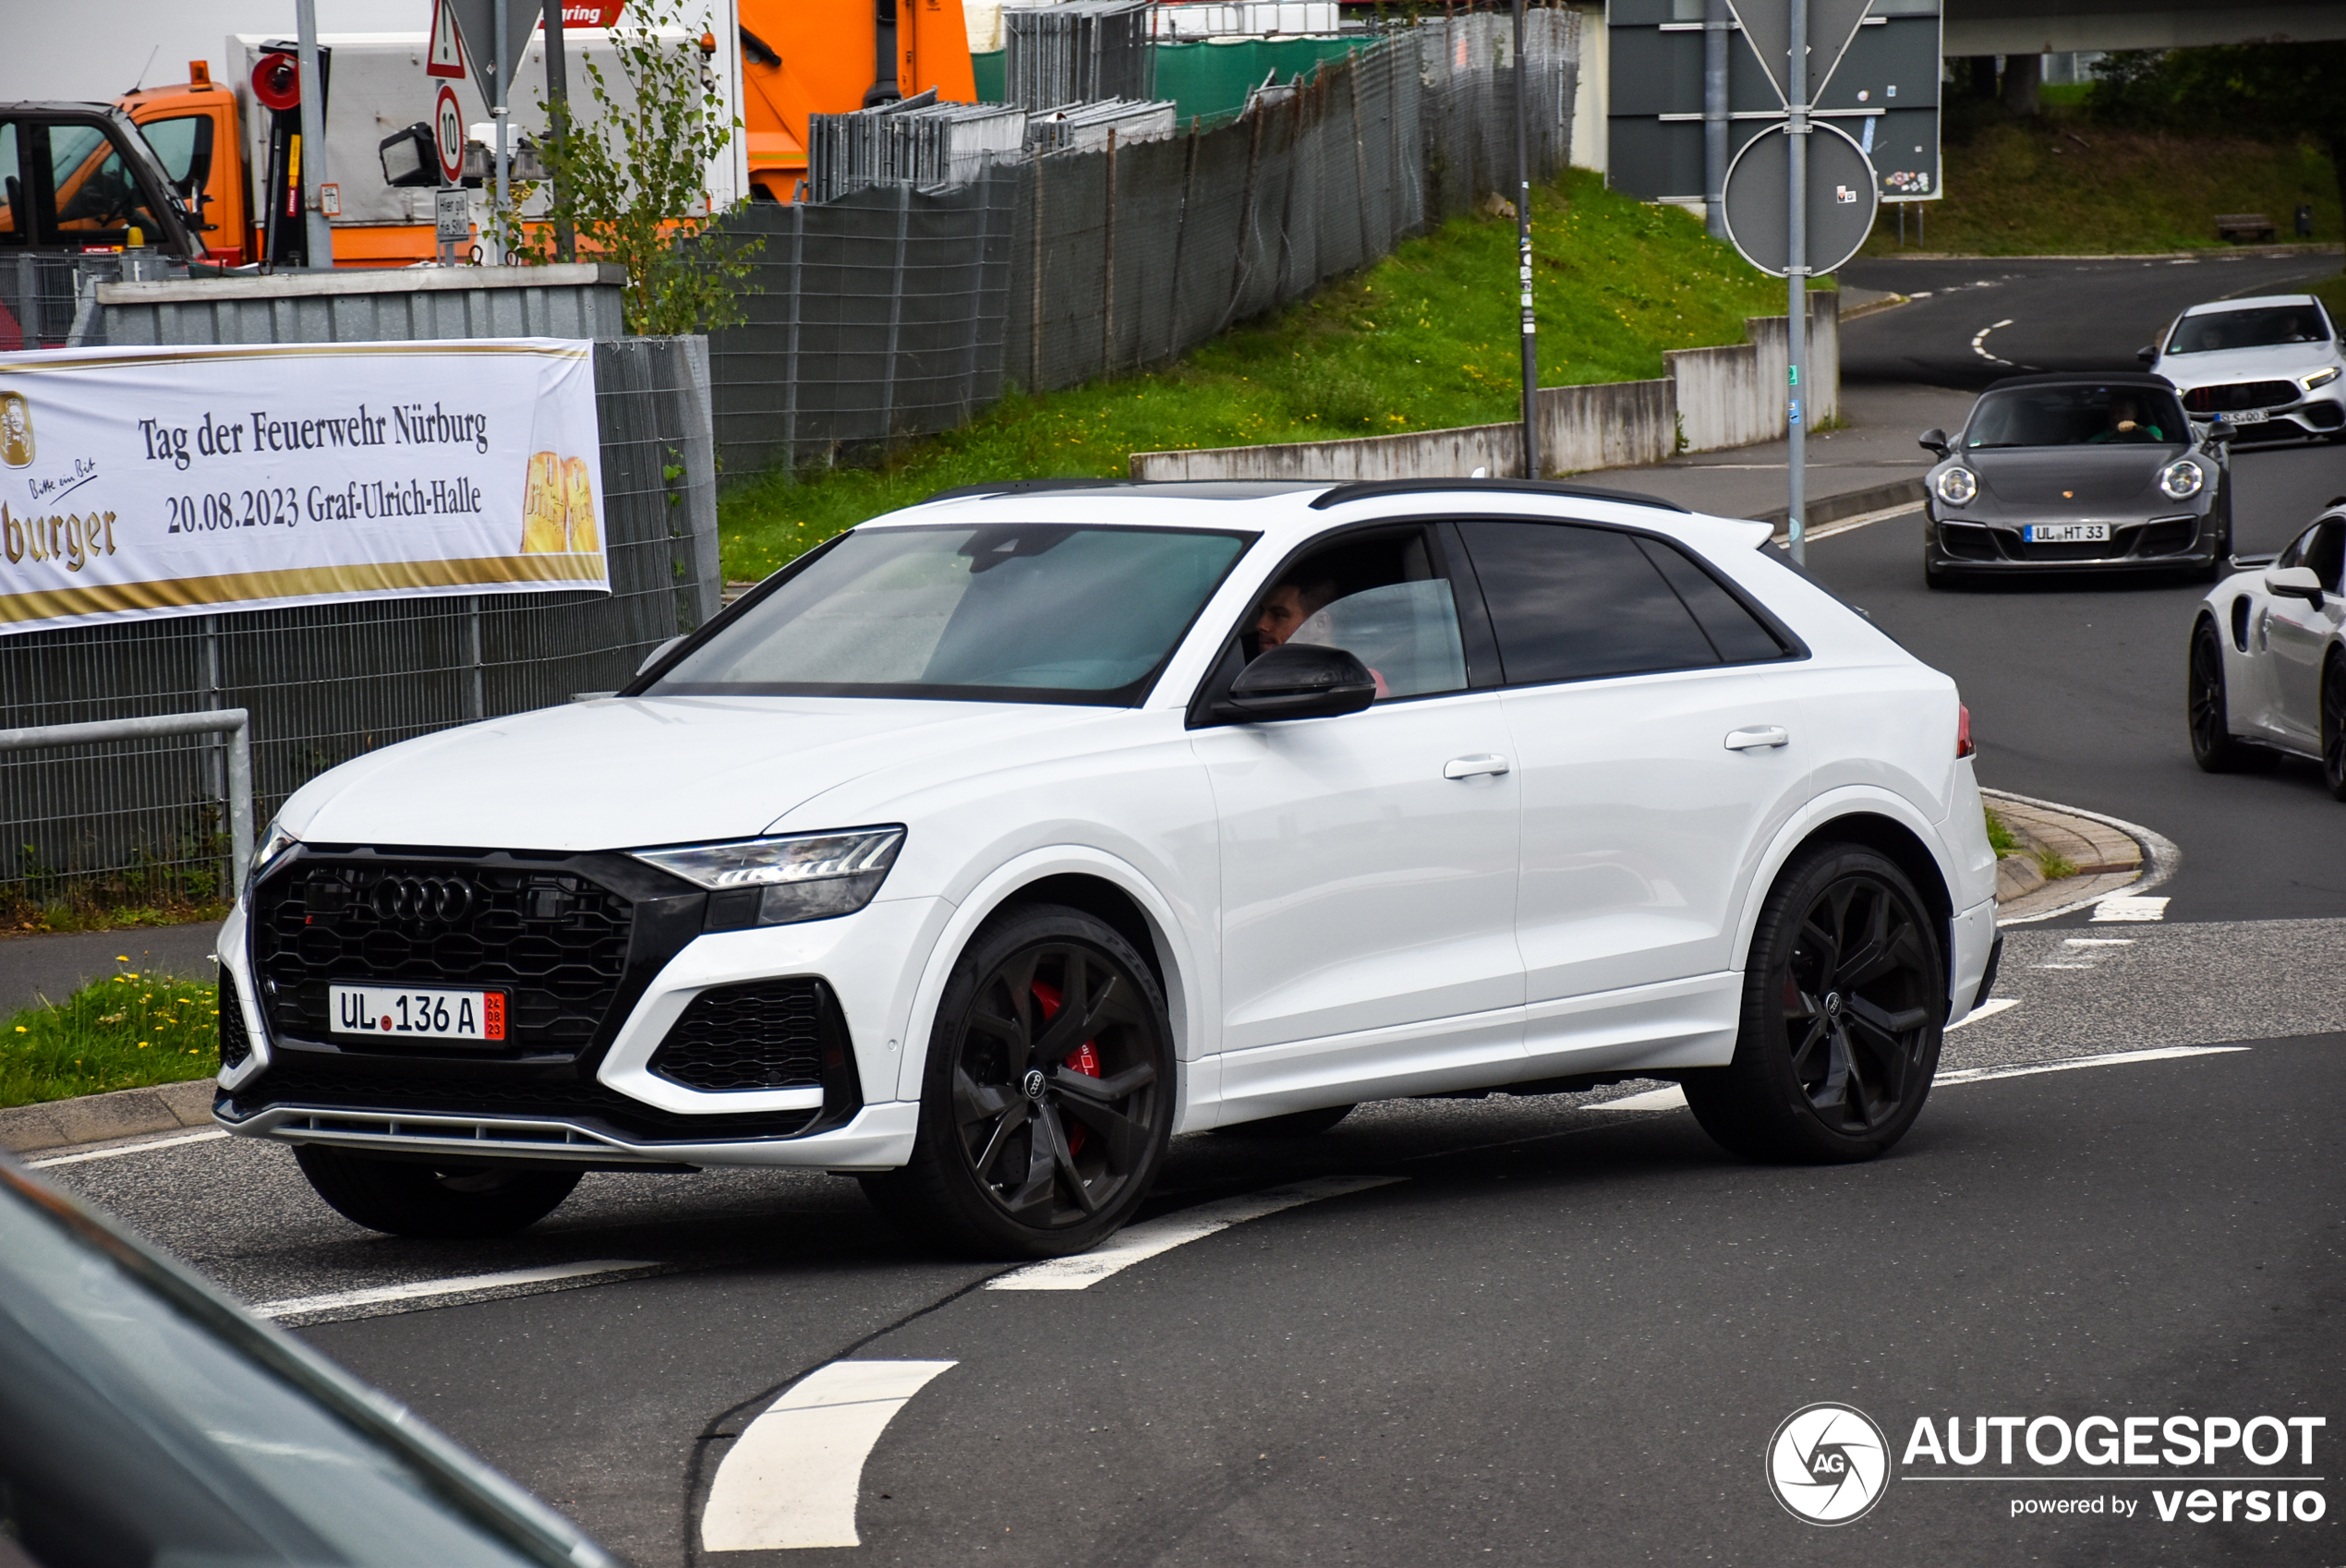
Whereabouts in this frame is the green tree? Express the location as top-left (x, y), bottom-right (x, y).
top-left (498, 0), bottom-right (761, 335)
top-left (2091, 42), bottom-right (2346, 247)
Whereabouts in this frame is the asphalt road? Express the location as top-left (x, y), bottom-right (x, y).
top-left (38, 917), bottom-right (2346, 1566)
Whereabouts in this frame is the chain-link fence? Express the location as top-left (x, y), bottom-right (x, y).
top-left (709, 6), bottom-right (1579, 476)
top-left (0, 336), bottom-right (719, 921)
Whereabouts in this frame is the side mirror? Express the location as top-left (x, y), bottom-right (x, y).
top-left (635, 634), bottom-right (685, 675)
top-left (1918, 428), bottom-right (1949, 459)
top-left (1211, 642), bottom-right (1377, 723)
top-left (2204, 418), bottom-right (2234, 447)
top-left (2265, 566), bottom-right (2326, 608)
top-left (2135, 344), bottom-right (2158, 365)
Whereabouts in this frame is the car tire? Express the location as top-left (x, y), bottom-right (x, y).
top-left (1682, 843), bottom-right (1943, 1164)
top-left (2323, 654), bottom-right (2346, 802)
top-left (1213, 1104), bottom-right (1355, 1138)
top-left (293, 1146), bottom-right (582, 1237)
top-left (864, 903), bottom-right (1175, 1259)
top-left (2189, 619), bottom-right (2263, 774)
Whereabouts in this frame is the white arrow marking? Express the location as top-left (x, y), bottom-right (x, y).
top-left (702, 1360), bottom-right (957, 1551)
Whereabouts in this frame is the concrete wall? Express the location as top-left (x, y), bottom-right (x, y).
top-left (1132, 292), bottom-right (1836, 482)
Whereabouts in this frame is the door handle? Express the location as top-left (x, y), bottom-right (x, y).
top-left (1723, 727), bottom-right (1790, 752)
top-left (1443, 753), bottom-right (1511, 779)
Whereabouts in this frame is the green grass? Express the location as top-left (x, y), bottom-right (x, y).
top-left (1867, 116), bottom-right (2342, 258)
top-left (720, 168), bottom-right (1808, 579)
top-left (1985, 805), bottom-right (2077, 883)
top-left (1984, 806), bottom-right (2018, 857)
top-left (0, 963), bottom-right (220, 1108)
top-left (3, 898), bottom-right (231, 938)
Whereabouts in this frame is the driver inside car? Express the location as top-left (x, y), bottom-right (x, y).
top-left (2087, 393), bottom-right (2164, 444)
top-left (1254, 574), bottom-right (1389, 697)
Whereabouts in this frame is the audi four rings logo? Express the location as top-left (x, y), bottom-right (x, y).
top-left (1768, 1403), bottom-right (1892, 1525)
top-left (369, 876), bottom-right (476, 922)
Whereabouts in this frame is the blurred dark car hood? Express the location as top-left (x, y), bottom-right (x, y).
top-left (1967, 445), bottom-right (2182, 511)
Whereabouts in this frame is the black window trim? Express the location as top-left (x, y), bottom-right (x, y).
top-left (628, 520), bottom-right (1261, 708)
top-left (1185, 517), bottom-right (1501, 729)
top-left (1437, 512), bottom-right (1812, 694)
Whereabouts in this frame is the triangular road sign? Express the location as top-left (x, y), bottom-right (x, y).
top-left (1723, 0), bottom-right (1874, 107)
top-left (443, 0), bottom-right (544, 106)
top-left (427, 0), bottom-right (468, 79)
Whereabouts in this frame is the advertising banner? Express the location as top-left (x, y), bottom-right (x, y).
top-left (0, 338), bottom-right (607, 636)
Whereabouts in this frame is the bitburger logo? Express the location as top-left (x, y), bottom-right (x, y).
top-left (1768, 1403), bottom-right (1892, 1525)
top-left (0, 391), bottom-right (31, 468)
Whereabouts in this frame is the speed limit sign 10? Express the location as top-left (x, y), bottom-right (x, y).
top-left (433, 83), bottom-right (466, 186)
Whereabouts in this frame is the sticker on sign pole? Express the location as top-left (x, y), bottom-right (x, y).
top-left (428, 0), bottom-right (468, 79)
top-left (434, 83), bottom-right (466, 186)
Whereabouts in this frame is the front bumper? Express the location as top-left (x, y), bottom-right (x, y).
top-left (1925, 507), bottom-right (2222, 573)
top-left (214, 844), bottom-right (947, 1170)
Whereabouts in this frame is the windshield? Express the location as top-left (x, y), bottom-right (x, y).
top-left (1964, 385), bottom-right (2188, 449)
top-left (0, 1176), bottom-right (592, 1566)
top-left (2165, 305), bottom-right (2331, 355)
top-left (650, 524), bottom-right (1253, 703)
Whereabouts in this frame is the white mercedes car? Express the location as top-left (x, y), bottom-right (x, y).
top-left (214, 479), bottom-right (2001, 1258)
top-left (2188, 503), bottom-right (2346, 794)
top-left (2141, 293), bottom-right (2346, 442)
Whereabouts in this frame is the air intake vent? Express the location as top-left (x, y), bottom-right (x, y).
top-left (219, 969), bottom-right (252, 1069)
top-left (650, 979), bottom-right (840, 1092)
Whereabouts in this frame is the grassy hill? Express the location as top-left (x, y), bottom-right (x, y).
top-left (720, 168), bottom-right (1803, 580)
top-left (1864, 115), bottom-right (2341, 259)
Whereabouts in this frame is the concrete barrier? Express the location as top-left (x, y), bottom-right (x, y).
top-left (1133, 292), bottom-right (1838, 483)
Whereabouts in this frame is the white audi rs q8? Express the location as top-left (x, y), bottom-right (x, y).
top-left (214, 479), bottom-right (2002, 1258)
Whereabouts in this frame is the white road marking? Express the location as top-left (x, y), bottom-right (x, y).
top-left (1972, 319), bottom-right (2016, 364)
top-left (1589, 1084), bottom-right (1688, 1112)
top-left (250, 1259), bottom-right (658, 1320)
top-left (1936, 1045), bottom-right (2245, 1085)
top-left (1946, 996), bottom-right (2020, 1031)
top-left (701, 1359), bottom-right (957, 1551)
top-left (1805, 501), bottom-right (1924, 541)
top-left (984, 1175), bottom-right (1403, 1291)
top-left (29, 1128), bottom-right (227, 1167)
top-left (2091, 895), bottom-right (2169, 923)
top-left (2063, 937), bottom-right (2134, 947)
top-left (2033, 962), bottom-right (2095, 970)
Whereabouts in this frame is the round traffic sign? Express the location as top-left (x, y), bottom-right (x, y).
top-left (1721, 120), bottom-right (1880, 279)
top-left (434, 83), bottom-right (466, 186)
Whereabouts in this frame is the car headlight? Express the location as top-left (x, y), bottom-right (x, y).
top-left (632, 826), bottom-right (905, 925)
top-left (2158, 458), bottom-right (2207, 501)
top-left (247, 818), bottom-right (300, 892)
top-left (2304, 368), bottom-right (2341, 392)
top-left (1934, 466), bottom-right (1977, 505)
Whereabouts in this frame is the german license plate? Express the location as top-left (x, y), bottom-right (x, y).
top-left (2227, 408), bottom-right (2268, 424)
top-left (331, 983), bottom-right (506, 1043)
top-left (2026, 523), bottom-right (2110, 543)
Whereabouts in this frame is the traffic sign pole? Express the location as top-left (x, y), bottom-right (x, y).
top-left (492, 0), bottom-right (510, 263)
top-left (1784, 0), bottom-right (1808, 566)
top-left (1513, 0), bottom-right (1539, 481)
top-left (296, 0), bottom-right (333, 268)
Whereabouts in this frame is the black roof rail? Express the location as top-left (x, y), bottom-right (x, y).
top-left (917, 477), bottom-right (1131, 504)
top-left (1307, 476), bottom-right (1689, 513)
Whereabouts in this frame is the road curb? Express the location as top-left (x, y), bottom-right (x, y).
top-left (1983, 788), bottom-right (2181, 925)
top-left (0, 1079), bottom-right (215, 1155)
top-left (1759, 477), bottom-right (1927, 535)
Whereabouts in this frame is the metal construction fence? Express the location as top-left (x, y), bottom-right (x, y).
top-left (0, 336), bottom-right (720, 918)
top-left (708, 6), bottom-right (1580, 476)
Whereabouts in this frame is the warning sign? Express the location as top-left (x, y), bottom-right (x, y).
top-left (428, 0), bottom-right (467, 79)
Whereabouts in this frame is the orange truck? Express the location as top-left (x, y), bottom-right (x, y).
top-left (110, 3), bottom-right (976, 267)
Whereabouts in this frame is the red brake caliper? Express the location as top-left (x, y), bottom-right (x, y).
top-left (1029, 978), bottom-right (1101, 1155)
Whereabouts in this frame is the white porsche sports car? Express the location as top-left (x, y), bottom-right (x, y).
top-left (216, 479), bottom-right (2001, 1258)
top-left (2141, 294), bottom-right (2346, 443)
top-left (2189, 505), bottom-right (2346, 795)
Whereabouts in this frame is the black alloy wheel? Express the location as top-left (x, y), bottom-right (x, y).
top-left (1684, 844), bottom-right (1943, 1163)
top-left (2189, 619), bottom-right (2261, 774)
top-left (2324, 655), bottom-right (2346, 802)
top-left (867, 904), bottom-right (1173, 1258)
top-left (293, 1145), bottom-right (582, 1237)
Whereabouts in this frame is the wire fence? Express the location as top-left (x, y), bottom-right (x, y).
top-left (708, 6), bottom-right (1580, 476)
top-left (0, 336), bottom-right (719, 922)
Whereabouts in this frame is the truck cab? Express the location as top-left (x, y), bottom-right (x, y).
top-left (119, 66), bottom-right (248, 265)
top-left (0, 103), bottom-right (201, 347)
